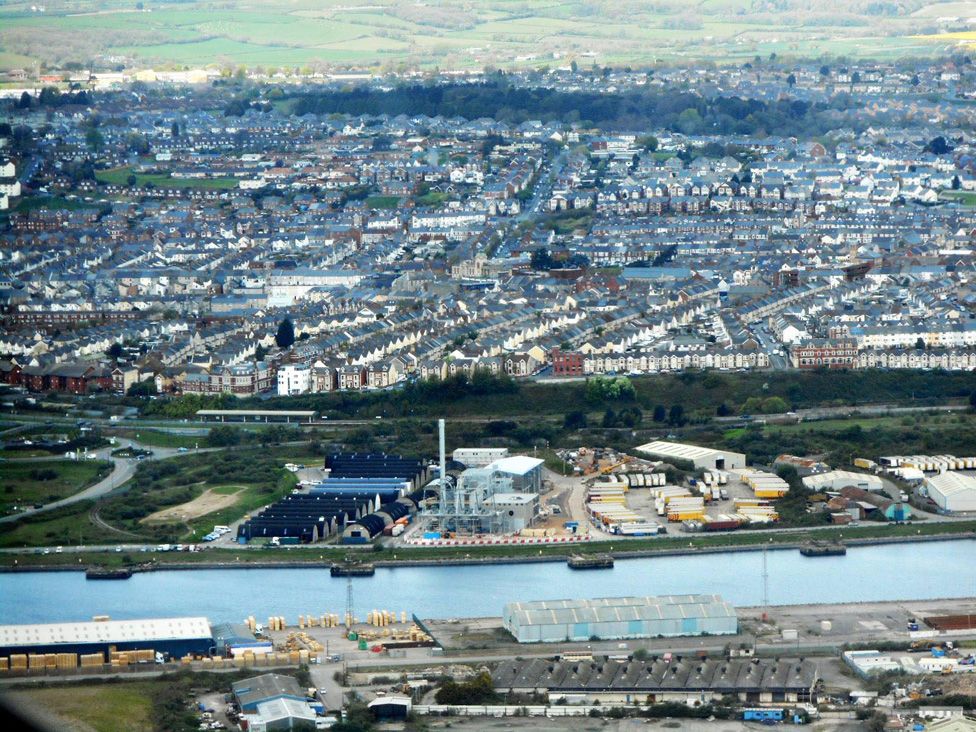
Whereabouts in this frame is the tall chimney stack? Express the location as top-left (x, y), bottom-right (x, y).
top-left (438, 418), bottom-right (446, 489)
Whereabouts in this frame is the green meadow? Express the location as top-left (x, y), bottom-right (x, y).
top-left (0, 0), bottom-right (956, 71)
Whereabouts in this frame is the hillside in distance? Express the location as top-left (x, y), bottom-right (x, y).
top-left (0, 0), bottom-right (973, 72)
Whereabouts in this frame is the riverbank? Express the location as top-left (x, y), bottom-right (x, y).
top-left (4, 538), bottom-right (976, 624)
top-left (3, 520), bottom-right (975, 573)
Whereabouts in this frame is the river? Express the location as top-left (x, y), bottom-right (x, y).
top-left (2, 539), bottom-right (975, 624)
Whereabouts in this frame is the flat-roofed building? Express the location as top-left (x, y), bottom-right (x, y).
top-left (502, 594), bottom-right (737, 643)
top-left (637, 441), bottom-right (745, 471)
top-left (487, 455), bottom-right (545, 493)
top-left (453, 447), bottom-right (509, 468)
top-left (196, 409), bottom-right (316, 423)
top-left (0, 616), bottom-right (212, 658)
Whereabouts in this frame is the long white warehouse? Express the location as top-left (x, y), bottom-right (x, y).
top-left (925, 472), bottom-right (976, 513)
top-left (636, 441), bottom-right (745, 471)
top-left (802, 470), bottom-right (884, 493)
top-left (502, 594), bottom-right (737, 643)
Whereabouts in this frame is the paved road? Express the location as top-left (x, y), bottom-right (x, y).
top-left (716, 401), bottom-right (968, 425)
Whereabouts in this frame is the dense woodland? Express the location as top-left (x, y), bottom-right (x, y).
top-left (290, 81), bottom-right (860, 137)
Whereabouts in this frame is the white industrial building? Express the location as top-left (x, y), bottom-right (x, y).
top-left (490, 493), bottom-right (538, 531)
top-left (802, 470), bottom-right (884, 493)
top-left (489, 455), bottom-right (544, 493)
top-left (637, 441), bottom-right (745, 471)
top-left (924, 472), bottom-right (976, 513)
top-left (843, 650), bottom-right (924, 678)
top-left (452, 447), bottom-right (509, 468)
top-left (502, 594), bottom-right (737, 643)
top-left (276, 364), bottom-right (311, 396)
top-left (432, 455), bottom-right (544, 534)
top-left (0, 616), bottom-right (213, 658)
top-left (246, 698), bottom-right (318, 732)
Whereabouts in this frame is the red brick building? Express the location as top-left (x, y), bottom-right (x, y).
top-left (0, 360), bottom-right (22, 385)
top-left (789, 339), bottom-right (858, 369)
top-left (551, 348), bottom-right (584, 377)
top-left (22, 363), bottom-right (111, 393)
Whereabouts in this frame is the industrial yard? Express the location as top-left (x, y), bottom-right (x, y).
top-left (6, 594), bottom-right (976, 730)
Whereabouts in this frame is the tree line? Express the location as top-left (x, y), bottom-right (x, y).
top-left (289, 81), bottom-right (859, 138)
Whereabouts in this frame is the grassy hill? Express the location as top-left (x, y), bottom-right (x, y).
top-left (0, 0), bottom-right (963, 72)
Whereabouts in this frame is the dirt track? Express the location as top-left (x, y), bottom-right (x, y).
top-left (141, 488), bottom-right (241, 523)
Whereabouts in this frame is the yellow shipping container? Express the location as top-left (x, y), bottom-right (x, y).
top-left (0, 658), bottom-right (8, 671)
top-left (667, 509), bottom-right (705, 522)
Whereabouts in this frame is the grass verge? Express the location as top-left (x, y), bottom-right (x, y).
top-left (3, 518), bottom-right (975, 570)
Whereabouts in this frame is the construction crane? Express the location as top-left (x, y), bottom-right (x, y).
top-left (599, 456), bottom-right (634, 475)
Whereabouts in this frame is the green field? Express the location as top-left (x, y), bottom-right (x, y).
top-left (0, 459), bottom-right (111, 514)
top-left (101, 449), bottom-right (298, 541)
top-left (0, 500), bottom-right (106, 548)
top-left (364, 195), bottom-right (402, 209)
top-left (941, 190), bottom-right (976, 206)
top-left (0, 447), bottom-right (299, 546)
top-left (1, 682), bottom-right (156, 732)
top-left (95, 167), bottom-right (238, 190)
top-left (0, 0), bottom-right (957, 71)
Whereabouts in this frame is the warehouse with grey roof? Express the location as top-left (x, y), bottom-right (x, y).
top-left (502, 595), bottom-right (737, 643)
top-left (636, 441), bottom-right (745, 471)
top-left (493, 656), bottom-right (820, 705)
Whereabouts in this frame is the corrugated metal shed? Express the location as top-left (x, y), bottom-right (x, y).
top-left (503, 595), bottom-right (736, 643)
